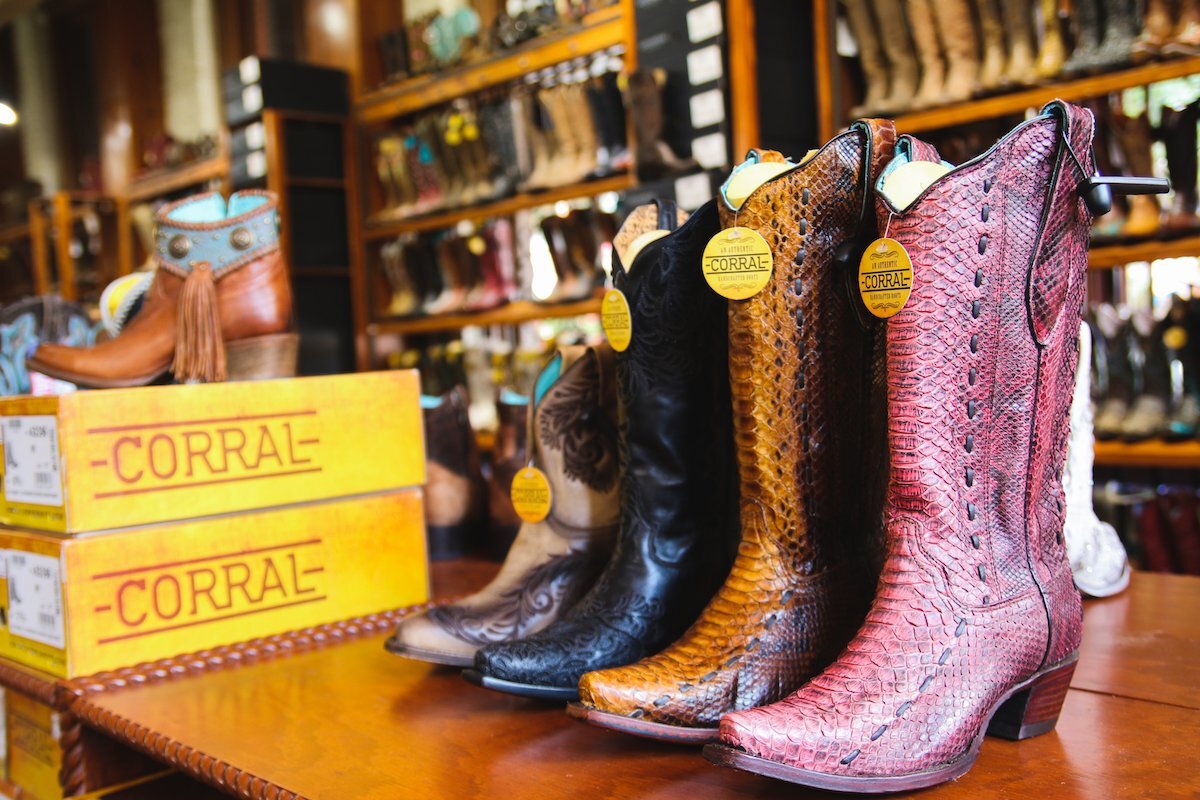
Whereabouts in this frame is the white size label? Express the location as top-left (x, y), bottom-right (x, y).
top-left (2, 416), bottom-right (63, 506)
top-left (675, 172), bottom-right (714, 211)
top-left (7, 550), bottom-right (65, 649)
top-left (692, 131), bottom-right (729, 169)
top-left (689, 88), bottom-right (726, 128)
top-left (238, 56), bottom-right (262, 84)
top-left (687, 44), bottom-right (724, 85)
top-left (247, 150), bottom-right (267, 178)
top-left (242, 84), bottom-right (264, 114)
top-left (245, 121), bottom-right (266, 150)
top-left (687, 2), bottom-right (723, 42)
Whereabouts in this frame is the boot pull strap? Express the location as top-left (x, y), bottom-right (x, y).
top-left (837, 118), bottom-right (898, 271)
top-left (897, 134), bottom-right (942, 165)
top-left (654, 199), bottom-right (680, 232)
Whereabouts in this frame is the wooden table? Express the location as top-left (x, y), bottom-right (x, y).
top-left (63, 561), bottom-right (1200, 799)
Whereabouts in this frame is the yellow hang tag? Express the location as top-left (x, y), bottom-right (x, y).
top-left (601, 288), bottom-right (633, 352)
top-left (701, 227), bottom-right (773, 300)
top-left (858, 237), bottom-right (914, 319)
top-left (1164, 325), bottom-right (1189, 350)
top-left (467, 235), bottom-right (487, 256)
top-left (511, 467), bottom-right (552, 523)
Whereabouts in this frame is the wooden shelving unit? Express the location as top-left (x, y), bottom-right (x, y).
top-left (364, 173), bottom-right (632, 239)
top-left (370, 296), bottom-right (601, 336)
top-left (1090, 236), bottom-right (1200, 269)
top-left (1095, 440), bottom-right (1200, 469)
top-left (356, 6), bottom-right (626, 124)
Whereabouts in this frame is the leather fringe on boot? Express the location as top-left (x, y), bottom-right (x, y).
top-left (172, 261), bottom-right (227, 383)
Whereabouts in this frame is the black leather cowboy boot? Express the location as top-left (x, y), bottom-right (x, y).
top-left (464, 199), bottom-right (739, 699)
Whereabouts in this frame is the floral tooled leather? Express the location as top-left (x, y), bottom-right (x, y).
top-left (473, 200), bottom-right (740, 692)
top-left (577, 122), bottom-right (896, 733)
top-left (387, 346), bottom-right (620, 666)
top-left (713, 102), bottom-right (1092, 786)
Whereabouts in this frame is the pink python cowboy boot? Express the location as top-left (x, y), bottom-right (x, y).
top-left (704, 101), bottom-right (1167, 791)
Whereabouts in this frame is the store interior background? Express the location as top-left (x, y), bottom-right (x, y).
top-left (0, 0), bottom-right (1198, 577)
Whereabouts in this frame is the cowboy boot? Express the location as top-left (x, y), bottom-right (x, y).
top-left (486, 389), bottom-right (530, 559)
top-left (465, 199), bottom-right (740, 700)
top-left (1166, 0), bottom-right (1200, 55)
top-left (624, 69), bottom-right (692, 180)
top-left (28, 191), bottom-right (295, 388)
top-left (1118, 309), bottom-right (1171, 441)
top-left (419, 386), bottom-right (488, 561)
top-left (970, 0), bottom-right (1005, 91)
top-left (906, 0), bottom-right (947, 107)
top-left (844, 0), bottom-right (891, 115)
top-left (932, 0), bottom-right (980, 101)
top-left (1063, 322), bottom-right (1132, 597)
top-left (388, 346), bottom-right (620, 664)
top-left (1089, 0), bottom-right (1137, 69)
top-left (1092, 304), bottom-right (1134, 439)
top-left (1111, 112), bottom-right (1162, 239)
top-left (1035, 0), bottom-right (1067, 79)
top-left (1133, 0), bottom-right (1175, 60)
top-left (1001, 0), bottom-right (1038, 84)
top-left (1160, 100), bottom-right (1200, 236)
top-left (705, 101), bottom-right (1106, 790)
top-left (872, 0), bottom-right (920, 112)
top-left (572, 123), bottom-right (898, 743)
top-left (1061, 0), bottom-right (1103, 74)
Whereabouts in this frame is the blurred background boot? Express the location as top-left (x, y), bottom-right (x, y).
top-left (932, 0), bottom-right (979, 102)
top-left (906, 0), bottom-right (947, 107)
top-left (1159, 99), bottom-right (1200, 237)
top-left (970, 0), bottom-right (1005, 91)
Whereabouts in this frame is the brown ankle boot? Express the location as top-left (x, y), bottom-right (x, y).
top-left (28, 191), bottom-right (295, 388)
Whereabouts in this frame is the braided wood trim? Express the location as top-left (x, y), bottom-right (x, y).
top-left (0, 656), bottom-right (58, 705)
top-left (59, 597), bottom-right (445, 800)
top-left (58, 711), bottom-right (89, 797)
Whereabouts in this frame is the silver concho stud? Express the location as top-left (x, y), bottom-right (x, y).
top-left (230, 227), bottom-right (255, 250)
top-left (167, 234), bottom-right (192, 259)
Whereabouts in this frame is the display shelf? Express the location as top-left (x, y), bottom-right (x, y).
top-left (1089, 235), bottom-right (1200, 269)
top-left (57, 565), bottom-right (1200, 800)
top-left (356, 6), bottom-right (626, 124)
top-left (892, 56), bottom-right (1200, 134)
top-left (121, 156), bottom-right (230, 203)
top-left (1094, 439), bottom-right (1200, 469)
top-left (0, 220), bottom-right (30, 244)
top-left (370, 297), bottom-right (601, 336)
top-left (363, 172), bottom-right (633, 239)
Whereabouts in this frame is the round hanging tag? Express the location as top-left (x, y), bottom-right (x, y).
top-left (858, 237), bottom-right (914, 319)
top-left (510, 467), bottom-right (552, 523)
top-left (1164, 325), bottom-right (1189, 350)
top-left (600, 288), bottom-right (632, 352)
top-left (701, 227), bottom-right (774, 300)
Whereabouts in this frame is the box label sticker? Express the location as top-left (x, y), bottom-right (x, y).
top-left (689, 88), bottom-right (726, 129)
top-left (687, 44), bottom-right (724, 85)
top-left (8, 551), bottom-right (65, 648)
top-left (687, 1), bottom-right (723, 42)
top-left (3, 416), bottom-right (63, 506)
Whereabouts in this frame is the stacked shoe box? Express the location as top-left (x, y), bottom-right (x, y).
top-left (0, 371), bottom-right (427, 798)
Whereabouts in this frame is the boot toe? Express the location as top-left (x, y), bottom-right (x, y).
top-left (26, 343), bottom-right (81, 379)
top-left (387, 610), bottom-right (479, 666)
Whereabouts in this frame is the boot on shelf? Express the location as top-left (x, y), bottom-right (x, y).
top-left (1001, 0), bottom-right (1039, 84)
top-left (382, 238), bottom-right (419, 317)
top-left (844, 0), bottom-right (891, 114)
top-left (1134, 0), bottom-right (1177, 60)
top-left (906, 0), bottom-right (947, 107)
top-left (1063, 322), bottom-right (1132, 598)
top-left (930, 0), bottom-right (978, 102)
top-left (1163, 296), bottom-right (1200, 439)
top-left (465, 199), bottom-right (740, 701)
top-left (425, 236), bottom-right (469, 315)
top-left (1061, 0), bottom-right (1103, 74)
top-left (970, 0), bottom-right (1006, 91)
top-left (572, 122), bottom-right (897, 744)
top-left (388, 347), bottom-right (620, 665)
top-left (28, 191), bottom-right (296, 388)
top-left (1111, 112), bottom-right (1162, 239)
top-left (1035, 0), bottom-right (1067, 79)
top-left (1166, 0), bottom-right (1200, 55)
top-left (1090, 0), bottom-right (1138, 69)
top-left (704, 101), bottom-right (1105, 791)
top-left (418, 386), bottom-right (488, 561)
top-left (1092, 304), bottom-right (1134, 440)
top-left (872, 0), bottom-right (920, 112)
top-left (1160, 100), bottom-right (1200, 236)
top-left (1118, 310), bottom-right (1171, 442)
top-left (1089, 106), bottom-right (1129, 241)
top-left (624, 69), bottom-right (693, 180)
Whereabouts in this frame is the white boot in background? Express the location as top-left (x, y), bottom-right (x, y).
top-left (1064, 321), bottom-right (1133, 597)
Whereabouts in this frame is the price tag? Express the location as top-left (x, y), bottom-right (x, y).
top-left (601, 289), bottom-right (633, 352)
top-left (858, 238), bottom-right (914, 318)
top-left (7, 550), bottom-right (65, 649)
top-left (2, 416), bottom-right (62, 506)
top-left (702, 227), bottom-right (773, 300)
top-left (510, 467), bottom-right (552, 523)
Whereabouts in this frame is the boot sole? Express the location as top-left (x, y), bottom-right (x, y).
top-left (461, 669), bottom-right (579, 701)
top-left (702, 654), bottom-right (1078, 793)
top-left (566, 703), bottom-right (718, 744)
top-left (382, 637), bottom-right (474, 668)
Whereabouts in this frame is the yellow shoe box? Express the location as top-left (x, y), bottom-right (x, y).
top-left (0, 489), bottom-right (429, 679)
top-left (0, 371), bottom-right (424, 533)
